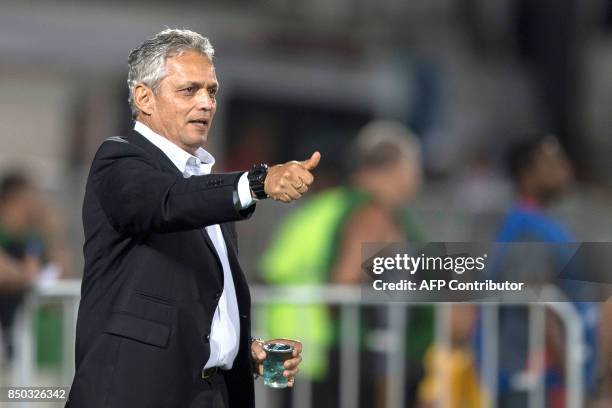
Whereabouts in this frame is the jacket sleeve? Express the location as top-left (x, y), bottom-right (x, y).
top-left (88, 138), bottom-right (255, 236)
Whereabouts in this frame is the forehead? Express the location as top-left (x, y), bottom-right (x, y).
top-left (163, 50), bottom-right (217, 83)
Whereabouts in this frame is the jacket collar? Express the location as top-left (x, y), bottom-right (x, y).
top-left (126, 128), bottom-right (182, 176)
top-left (132, 121), bottom-right (216, 176)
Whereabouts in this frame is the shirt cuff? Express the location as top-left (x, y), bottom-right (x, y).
top-left (237, 172), bottom-right (256, 209)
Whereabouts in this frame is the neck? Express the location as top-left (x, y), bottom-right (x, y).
top-left (518, 194), bottom-right (540, 208)
top-left (136, 117), bottom-right (198, 155)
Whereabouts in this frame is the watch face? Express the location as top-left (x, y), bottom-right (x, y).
top-left (257, 170), bottom-right (266, 181)
top-left (253, 165), bottom-right (267, 180)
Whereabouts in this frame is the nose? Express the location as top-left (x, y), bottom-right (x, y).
top-left (195, 90), bottom-right (214, 111)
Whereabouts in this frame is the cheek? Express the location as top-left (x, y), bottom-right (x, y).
top-left (157, 95), bottom-right (182, 121)
top-left (157, 99), bottom-right (175, 122)
top-left (173, 103), bottom-right (184, 125)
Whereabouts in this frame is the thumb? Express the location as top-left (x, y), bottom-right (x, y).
top-left (300, 151), bottom-right (321, 171)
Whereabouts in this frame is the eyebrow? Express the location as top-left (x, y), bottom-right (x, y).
top-left (176, 81), bottom-right (219, 90)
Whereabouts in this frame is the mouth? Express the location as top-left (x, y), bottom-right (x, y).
top-left (188, 119), bottom-right (209, 130)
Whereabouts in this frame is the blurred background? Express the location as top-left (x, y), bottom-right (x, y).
top-left (1, 0), bottom-right (612, 407)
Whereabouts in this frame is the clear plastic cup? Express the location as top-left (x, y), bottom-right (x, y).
top-left (263, 342), bottom-right (294, 388)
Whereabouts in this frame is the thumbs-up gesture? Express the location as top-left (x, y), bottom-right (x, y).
top-left (264, 151), bottom-right (321, 203)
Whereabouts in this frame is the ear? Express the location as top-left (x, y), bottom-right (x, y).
top-left (133, 83), bottom-right (155, 116)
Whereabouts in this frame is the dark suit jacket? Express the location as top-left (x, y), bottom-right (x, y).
top-left (67, 130), bottom-right (256, 408)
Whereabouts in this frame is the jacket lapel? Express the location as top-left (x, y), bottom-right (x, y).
top-left (128, 129), bottom-right (225, 279)
top-left (200, 228), bottom-right (224, 282)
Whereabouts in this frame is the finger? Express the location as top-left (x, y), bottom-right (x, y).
top-left (300, 171), bottom-right (314, 186)
top-left (285, 168), bottom-right (306, 186)
top-left (299, 151), bottom-right (321, 171)
top-left (287, 377), bottom-right (295, 388)
top-left (272, 192), bottom-right (289, 202)
top-left (284, 367), bottom-right (299, 378)
top-left (284, 356), bottom-right (302, 369)
top-left (291, 178), bottom-right (308, 193)
top-left (284, 187), bottom-right (301, 201)
top-left (258, 364), bottom-right (264, 376)
top-left (292, 342), bottom-right (303, 355)
top-left (287, 168), bottom-right (314, 187)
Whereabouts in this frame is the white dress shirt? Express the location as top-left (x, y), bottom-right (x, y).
top-left (134, 121), bottom-right (254, 370)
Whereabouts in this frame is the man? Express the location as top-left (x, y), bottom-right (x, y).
top-left (484, 134), bottom-right (598, 407)
top-left (67, 28), bottom-right (314, 408)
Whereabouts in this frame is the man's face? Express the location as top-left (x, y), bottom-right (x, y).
top-left (522, 143), bottom-right (573, 204)
top-left (382, 158), bottom-right (422, 207)
top-left (142, 50), bottom-right (218, 153)
top-left (533, 146), bottom-right (573, 202)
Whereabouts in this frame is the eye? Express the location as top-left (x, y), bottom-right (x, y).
top-left (180, 86), bottom-right (195, 94)
top-left (208, 88), bottom-right (217, 97)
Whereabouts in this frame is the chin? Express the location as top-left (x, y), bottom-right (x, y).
top-left (196, 129), bottom-right (209, 142)
top-left (184, 133), bottom-right (208, 147)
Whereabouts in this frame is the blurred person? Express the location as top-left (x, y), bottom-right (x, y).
top-left (0, 171), bottom-right (41, 362)
top-left (66, 29), bottom-right (314, 408)
top-left (0, 170), bottom-right (72, 362)
top-left (261, 120), bottom-right (431, 407)
top-left (482, 134), bottom-right (599, 407)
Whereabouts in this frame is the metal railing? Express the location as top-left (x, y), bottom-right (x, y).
top-left (4, 281), bottom-right (585, 408)
top-left (250, 285), bottom-right (585, 408)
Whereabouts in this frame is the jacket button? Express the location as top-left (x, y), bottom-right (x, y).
top-left (204, 334), bottom-right (210, 342)
top-left (214, 292), bottom-right (221, 300)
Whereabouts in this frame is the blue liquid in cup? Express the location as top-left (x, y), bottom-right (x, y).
top-left (263, 343), bottom-right (294, 388)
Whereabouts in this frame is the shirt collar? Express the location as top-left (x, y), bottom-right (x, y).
top-left (133, 121), bottom-right (215, 176)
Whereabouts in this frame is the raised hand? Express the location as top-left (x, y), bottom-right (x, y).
top-left (264, 151), bottom-right (321, 203)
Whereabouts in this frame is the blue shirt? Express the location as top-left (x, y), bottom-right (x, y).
top-left (478, 202), bottom-right (598, 393)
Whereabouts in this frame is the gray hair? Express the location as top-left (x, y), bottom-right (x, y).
top-left (354, 119), bottom-right (422, 168)
top-left (127, 28), bottom-right (215, 119)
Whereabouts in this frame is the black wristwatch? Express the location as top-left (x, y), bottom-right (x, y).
top-left (247, 163), bottom-right (268, 199)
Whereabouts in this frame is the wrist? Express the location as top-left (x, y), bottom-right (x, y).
top-left (247, 164), bottom-right (268, 200)
top-left (250, 336), bottom-right (264, 379)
